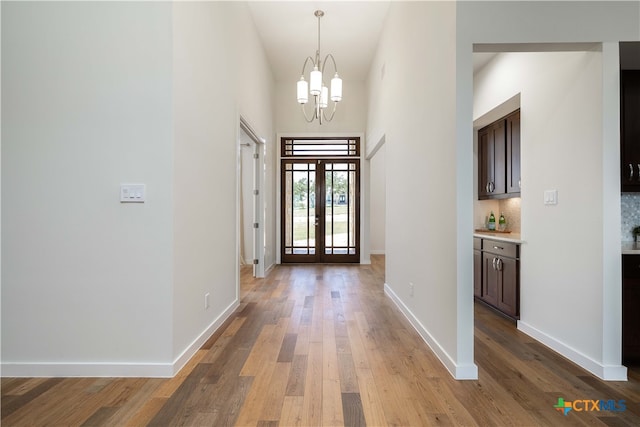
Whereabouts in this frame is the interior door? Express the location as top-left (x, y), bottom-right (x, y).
top-left (281, 158), bottom-right (359, 263)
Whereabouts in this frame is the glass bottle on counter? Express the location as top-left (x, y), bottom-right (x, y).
top-left (498, 212), bottom-right (506, 231)
top-left (488, 211), bottom-right (496, 230)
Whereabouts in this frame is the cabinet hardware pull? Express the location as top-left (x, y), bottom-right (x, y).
top-left (485, 182), bottom-right (490, 193)
top-left (493, 245), bottom-right (504, 250)
top-left (630, 163), bottom-right (634, 181)
top-left (490, 181), bottom-right (495, 193)
top-left (497, 258), bottom-right (503, 271)
top-left (492, 258), bottom-right (496, 270)
top-left (518, 179), bottom-right (521, 189)
top-left (637, 164), bottom-right (640, 182)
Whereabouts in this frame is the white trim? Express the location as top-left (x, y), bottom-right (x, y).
top-left (2, 300), bottom-right (240, 378)
top-left (171, 299), bottom-right (240, 376)
top-left (517, 320), bottom-right (628, 381)
top-left (384, 283), bottom-right (478, 380)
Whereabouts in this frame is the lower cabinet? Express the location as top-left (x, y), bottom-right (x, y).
top-left (623, 255), bottom-right (640, 364)
top-left (474, 237), bottom-right (520, 319)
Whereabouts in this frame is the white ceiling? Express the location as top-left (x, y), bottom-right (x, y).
top-left (247, 2), bottom-right (497, 85)
top-left (247, 1), bottom-right (391, 83)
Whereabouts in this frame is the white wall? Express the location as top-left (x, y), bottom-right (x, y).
top-left (2, 2), bottom-right (174, 375)
top-left (2, 1), bottom-right (275, 377)
top-left (475, 49), bottom-right (608, 364)
top-left (171, 1), bottom-right (242, 366)
top-left (457, 1), bottom-right (640, 380)
top-left (369, 143), bottom-right (386, 254)
top-left (235, 2), bottom-right (276, 271)
top-left (366, 2), bottom-right (472, 378)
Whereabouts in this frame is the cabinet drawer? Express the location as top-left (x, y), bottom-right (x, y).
top-left (483, 239), bottom-right (518, 259)
top-left (474, 237), bottom-right (482, 250)
top-left (623, 255), bottom-right (640, 279)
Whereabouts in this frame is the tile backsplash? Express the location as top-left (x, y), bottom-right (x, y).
top-left (622, 193), bottom-right (640, 241)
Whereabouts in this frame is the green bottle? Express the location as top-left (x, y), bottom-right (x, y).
top-left (499, 212), bottom-right (506, 231)
top-left (488, 211), bottom-right (496, 230)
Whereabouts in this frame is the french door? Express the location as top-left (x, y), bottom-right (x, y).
top-left (281, 158), bottom-right (360, 263)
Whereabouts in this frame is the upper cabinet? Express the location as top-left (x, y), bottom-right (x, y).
top-left (478, 109), bottom-right (521, 200)
top-left (621, 70), bottom-right (640, 192)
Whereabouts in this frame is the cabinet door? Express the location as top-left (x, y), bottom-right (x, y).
top-left (478, 121), bottom-right (506, 199)
top-left (482, 253), bottom-right (498, 306)
top-left (623, 255), bottom-right (640, 363)
top-left (474, 249), bottom-right (482, 297)
top-left (621, 71), bottom-right (640, 191)
top-left (496, 257), bottom-right (519, 318)
top-left (506, 111), bottom-right (521, 194)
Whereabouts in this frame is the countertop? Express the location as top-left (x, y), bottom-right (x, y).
top-left (622, 242), bottom-right (640, 255)
top-left (473, 231), bottom-right (523, 244)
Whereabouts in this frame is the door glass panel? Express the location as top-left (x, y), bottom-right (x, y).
top-left (325, 162), bottom-right (355, 256)
top-left (284, 162), bottom-right (315, 256)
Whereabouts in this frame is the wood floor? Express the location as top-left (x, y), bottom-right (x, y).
top-left (3, 255), bottom-right (640, 426)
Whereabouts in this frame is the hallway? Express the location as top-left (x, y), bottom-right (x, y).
top-left (2, 256), bottom-right (640, 426)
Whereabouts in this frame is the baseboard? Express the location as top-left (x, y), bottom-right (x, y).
top-left (384, 283), bottom-right (478, 380)
top-left (171, 299), bottom-right (240, 376)
top-left (1, 300), bottom-right (240, 378)
top-left (517, 320), bottom-right (628, 381)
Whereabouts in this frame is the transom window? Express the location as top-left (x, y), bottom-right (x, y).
top-left (281, 138), bottom-right (359, 157)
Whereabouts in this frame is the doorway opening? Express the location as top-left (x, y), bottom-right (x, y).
top-left (239, 118), bottom-right (265, 278)
top-left (280, 137), bottom-right (360, 263)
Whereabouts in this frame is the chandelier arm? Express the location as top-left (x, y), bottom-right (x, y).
top-left (300, 56), bottom-right (316, 76)
top-left (322, 100), bottom-right (338, 122)
top-left (321, 53), bottom-right (339, 75)
top-left (300, 102), bottom-right (316, 123)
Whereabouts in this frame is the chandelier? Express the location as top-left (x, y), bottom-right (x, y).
top-left (296, 10), bottom-right (342, 124)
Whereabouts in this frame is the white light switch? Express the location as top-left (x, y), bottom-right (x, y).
top-left (544, 189), bottom-right (558, 205)
top-left (120, 184), bottom-right (145, 203)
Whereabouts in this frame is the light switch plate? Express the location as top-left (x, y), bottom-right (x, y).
top-left (120, 184), bottom-right (145, 203)
top-left (544, 189), bottom-right (558, 205)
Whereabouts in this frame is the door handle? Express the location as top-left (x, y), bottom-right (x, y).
top-left (315, 216), bottom-right (319, 226)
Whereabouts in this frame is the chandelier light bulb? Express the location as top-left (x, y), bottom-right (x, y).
top-left (330, 73), bottom-right (342, 102)
top-left (320, 86), bottom-right (329, 109)
top-left (309, 66), bottom-right (322, 96)
top-left (297, 76), bottom-right (309, 104)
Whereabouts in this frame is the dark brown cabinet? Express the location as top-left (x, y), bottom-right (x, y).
top-left (474, 237), bottom-right (520, 319)
top-left (474, 238), bottom-right (482, 297)
top-left (621, 71), bottom-right (640, 192)
top-left (478, 110), bottom-right (520, 199)
top-left (506, 111), bottom-right (521, 194)
top-left (623, 255), bottom-right (640, 364)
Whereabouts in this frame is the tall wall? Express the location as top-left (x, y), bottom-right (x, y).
top-left (366, 1), bottom-right (470, 377)
top-left (171, 1), bottom-right (275, 366)
top-left (2, 2), bottom-right (175, 375)
top-left (2, 1), bottom-right (275, 376)
top-left (369, 143), bottom-right (386, 255)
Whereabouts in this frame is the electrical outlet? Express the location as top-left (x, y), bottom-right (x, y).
top-left (409, 282), bottom-right (414, 297)
top-left (204, 293), bottom-right (210, 309)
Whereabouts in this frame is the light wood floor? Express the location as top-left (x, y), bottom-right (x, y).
top-left (3, 255), bottom-right (640, 426)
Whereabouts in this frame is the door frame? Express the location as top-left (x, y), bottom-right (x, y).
top-left (237, 117), bottom-right (266, 278)
top-left (276, 133), bottom-right (370, 265)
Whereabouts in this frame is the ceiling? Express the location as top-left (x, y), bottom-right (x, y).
top-left (247, 2), bottom-right (391, 83)
top-left (247, 2), bottom-right (496, 85)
